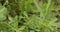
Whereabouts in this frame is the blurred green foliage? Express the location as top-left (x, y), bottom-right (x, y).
top-left (0, 0), bottom-right (60, 32)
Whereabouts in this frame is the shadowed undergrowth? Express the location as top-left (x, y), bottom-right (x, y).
top-left (0, 0), bottom-right (60, 32)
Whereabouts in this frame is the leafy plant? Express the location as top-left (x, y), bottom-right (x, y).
top-left (0, 0), bottom-right (60, 32)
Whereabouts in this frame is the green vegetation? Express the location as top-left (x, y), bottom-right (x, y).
top-left (0, 0), bottom-right (60, 32)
